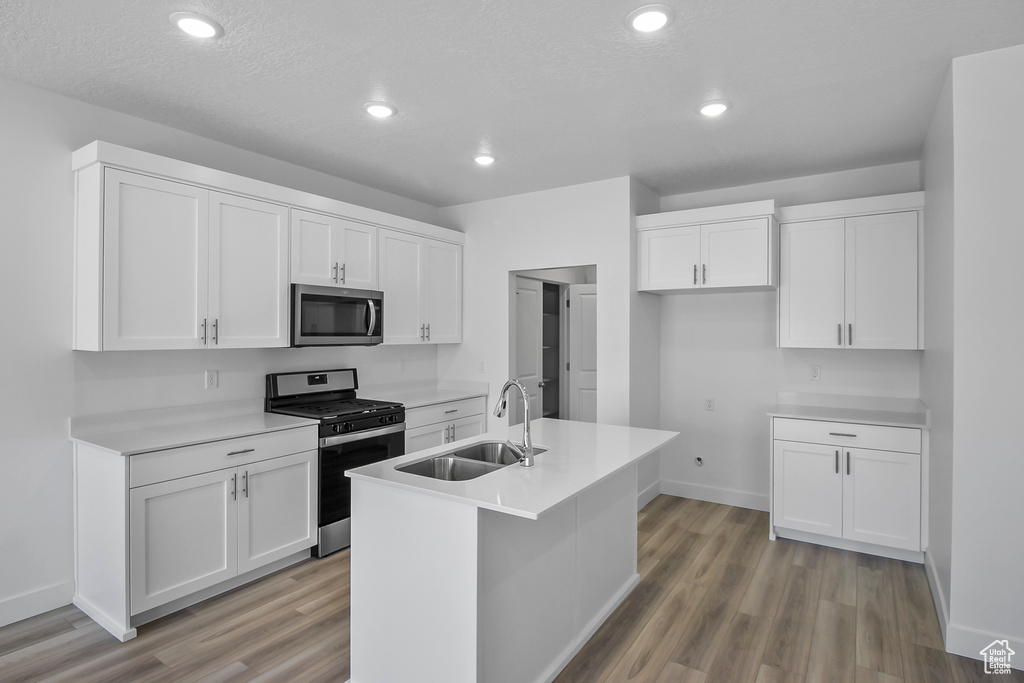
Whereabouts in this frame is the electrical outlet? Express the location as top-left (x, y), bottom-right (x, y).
top-left (704, 398), bottom-right (715, 411)
top-left (811, 365), bottom-right (821, 381)
top-left (205, 370), bottom-right (219, 389)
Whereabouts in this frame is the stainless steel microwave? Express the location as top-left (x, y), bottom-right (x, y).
top-left (291, 284), bottom-right (383, 346)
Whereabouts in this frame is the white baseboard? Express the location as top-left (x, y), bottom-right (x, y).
top-left (659, 479), bottom-right (769, 512)
top-left (945, 623), bottom-right (1024, 671)
top-left (0, 579), bottom-right (75, 629)
top-left (637, 479), bottom-right (660, 511)
top-left (924, 550), bottom-right (950, 644)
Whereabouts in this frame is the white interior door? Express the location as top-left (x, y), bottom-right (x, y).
top-left (568, 284), bottom-right (597, 422)
top-left (512, 276), bottom-right (543, 425)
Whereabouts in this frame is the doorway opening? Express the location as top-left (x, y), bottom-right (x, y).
top-left (508, 265), bottom-right (597, 425)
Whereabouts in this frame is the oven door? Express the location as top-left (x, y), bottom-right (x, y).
top-left (292, 284), bottom-right (383, 346)
top-left (317, 423), bottom-right (405, 556)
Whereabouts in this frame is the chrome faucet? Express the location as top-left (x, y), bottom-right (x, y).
top-left (493, 379), bottom-right (534, 467)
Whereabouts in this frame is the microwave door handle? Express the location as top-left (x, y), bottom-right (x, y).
top-left (367, 299), bottom-right (377, 337)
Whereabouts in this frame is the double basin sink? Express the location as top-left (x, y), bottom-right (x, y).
top-left (396, 441), bottom-right (547, 481)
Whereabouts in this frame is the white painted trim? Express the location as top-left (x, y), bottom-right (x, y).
top-left (72, 141), bottom-right (464, 245)
top-left (72, 594), bottom-right (136, 642)
top-left (924, 550), bottom-right (950, 644)
top-left (544, 573), bottom-right (642, 683)
top-left (659, 480), bottom-right (769, 511)
top-left (0, 580), bottom-right (75, 630)
top-left (944, 623), bottom-right (1024, 671)
top-left (636, 199), bottom-right (776, 230)
top-left (774, 527), bottom-right (924, 563)
top-left (777, 191), bottom-right (924, 223)
top-left (637, 478), bottom-right (660, 511)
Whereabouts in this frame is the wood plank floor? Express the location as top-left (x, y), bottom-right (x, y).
top-left (2, 495), bottom-right (1019, 682)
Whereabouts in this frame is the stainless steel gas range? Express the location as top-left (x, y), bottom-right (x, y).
top-left (265, 368), bottom-right (405, 557)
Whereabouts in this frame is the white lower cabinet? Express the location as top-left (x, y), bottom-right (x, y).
top-left (772, 417), bottom-right (922, 555)
top-left (73, 424), bottom-right (317, 640)
top-left (405, 397), bottom-right (487, 453)
top-left (129, 450), bottom-right (316, 614)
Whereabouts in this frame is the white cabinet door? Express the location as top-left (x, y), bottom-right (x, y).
top-left (209, 193), bottom-right (289, 348)
top-left (638, 225), bottom-right (701, 290)
top-left (129, 469), bottom-right (237, 614)
top-left (102, 169), bottom-right (209, 350)
top-left (380, 229), bottom-right (424, 344)
top-left (842, 448), bottom-right (921, 551)
top-left (291, 209), bottom-right (340, 287)
top-left (340, 219), bottom-right (378, 290)
top-left (291, 210), bottom-right (378, 290)
top-left (845, 212), bottom-right (918, 350)
top-left (450, 414), bottom-right (486, 443)
top-left (423, 239), bottom-right (462, 343)
top-left (778, 219), bottom-right (846, 348)
top-left (702, 218), bottom-right (769, 288)
top-left (379, 229), bottom-right (463, 344)
top-left (772, 440), bottom-right (843, 538)
top-left (406, 422), bottom-right (448, 453)
top-left (237, 452), bottom-right (317, 574)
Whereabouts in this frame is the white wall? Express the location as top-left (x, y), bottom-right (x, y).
top-left (920, 68), bottom-right (956, 638)
top-left (946, 44), bottom-right (1024, 658)
top-left (436, 178), bottom-right (638, 428)
top-left (0, 76), bottom-right (443, 628)
top-left (659, 161), bottom-right (922, 213)
top-left (656, 164), bottom-right (923, 510)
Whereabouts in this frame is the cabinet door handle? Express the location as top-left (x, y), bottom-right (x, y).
top-left (848, 323), bottom-right (853, 346)
top-left (444, 424), bottom-right (450, 443)
top-left (333, 262), bottom-right (339, 283)
top-left (450, 423), bottom-right (456, 441)
top-left (211, 319), bottom-right (218, 345)
top-left (242, 471), bottom-right (248, 498)
top-left (227, 448), bottom-right (256, 456)
top-left (846, 452), bottom-right (851, 476)
top-left (425, 324), bottom-right (430, 341)
top-left (200, 318), bottom-right (207, 345)
top-left (231, 473), bottom-right (237, 501)
top-left (835, 450), bottom-right (839, 474)
top-left (420, 324), bottom-right (425, 341)
top-left (838, 323), bottom-right (843, 346)
top-left (340, 263), bottom-right (346, 284)
top-left (702, 264), bottom-right (707, 285)
top-left (693, 264), bottom-right (697, 285)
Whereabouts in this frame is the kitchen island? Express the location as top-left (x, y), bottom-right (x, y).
top-left (345, 418), bottom-right (678, 683)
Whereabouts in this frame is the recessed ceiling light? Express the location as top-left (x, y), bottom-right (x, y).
top-left (364, 102), bottom-right (396, 119)
top-left (627, 5), bottom-right (674, 33)
top-left (169, 12), bottom-right (223, 39)
top-left (474, 154), bottom-right (495, 166)
top-left (699, 101), bottom-right (730, 117)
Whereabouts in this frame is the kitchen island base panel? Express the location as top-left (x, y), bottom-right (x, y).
top-left (349, 463), bottom-right (640, 683)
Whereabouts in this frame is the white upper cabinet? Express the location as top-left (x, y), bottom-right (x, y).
top-left (778, 194), bottom-right (922, 350)
top-left (72, 141), bottom-right (464, 351)
top-left (637, 201), bottom-right (777, 293)
top-left (87, 169), bottom-right (288, 351)
top-left (290, 209), bottom-right (377, 290)
top-left (379, 228), bottom-right (462, 344)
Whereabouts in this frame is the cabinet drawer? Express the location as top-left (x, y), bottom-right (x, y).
top-left (773, 418), bottom-right (920, 454)
top-left (130, 426), bottom-right (318, 487)
top-left (406, 397), bottom-right (486, 430)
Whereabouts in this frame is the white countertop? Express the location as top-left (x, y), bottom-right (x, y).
top-left (768, 392), bottom-right (929, 428)
top-left (347, 418), bottom-right (679, 520)
top-left (359, 382), bottom-right (488, 410)
top-left (69, 402), bottom-right (317, 456)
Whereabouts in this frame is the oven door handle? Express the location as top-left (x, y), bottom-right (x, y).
top-left (367, 300), bottom-right (377, 337)
top-left (320, 423), bottom-right (405, 448)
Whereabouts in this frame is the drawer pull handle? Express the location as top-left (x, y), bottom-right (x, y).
top-left (828, 432), bottom-right (857, 438)
top-left (227, 448), bottom-right (256, 456)
top-left (444, 409), bottom-right (458, 414)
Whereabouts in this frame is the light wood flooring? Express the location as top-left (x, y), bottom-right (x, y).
top-left (1, 495), bottom-right (1019, 682)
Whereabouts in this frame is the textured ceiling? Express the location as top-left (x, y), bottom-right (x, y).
top-left (2, 0), bottom-right (1023, 207)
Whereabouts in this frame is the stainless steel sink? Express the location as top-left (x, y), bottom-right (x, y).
top-left (394, 441), bottom-right (548, 481)
top-left (396, 455), bottom-right (502, 481)
top-left (451, 441), bottom-right (547, 465)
